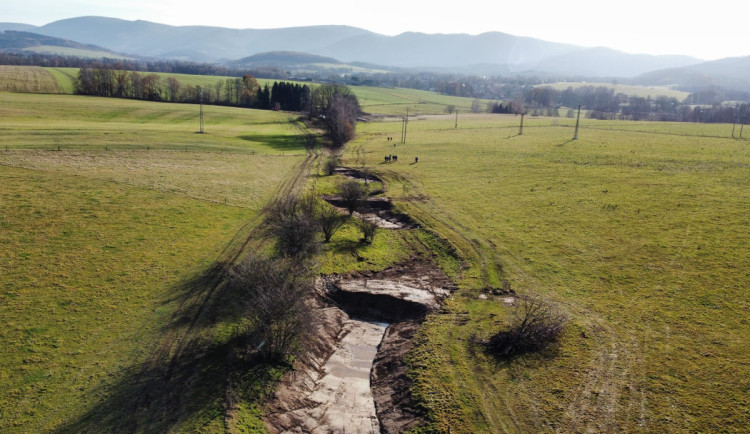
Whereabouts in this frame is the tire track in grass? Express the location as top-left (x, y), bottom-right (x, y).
top-left (379, 169), bottom-right (647, 432)
top-left (107, 139), bottom-right (318, 431)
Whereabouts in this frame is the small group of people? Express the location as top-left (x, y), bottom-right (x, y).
top-left (385, 135), bottom-right (417, 163)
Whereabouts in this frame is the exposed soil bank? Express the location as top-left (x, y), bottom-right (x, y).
top-left (324, 260), bottom-right (457, 309)
top-left (264, 261), bottom-right (455, 432)
top-left (371, 320), bottom-right (423, 433)
top-left (322, 195), bottom-right (416, 229)
top-left (264, 306), bottom-right (384, 433)
top-left (334, 167), bottom-right (383, 184)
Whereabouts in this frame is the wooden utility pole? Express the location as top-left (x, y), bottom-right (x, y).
top-left (198, 86), bottom-right (205, 134)
top-left (401, 107), bottom-right (409, 144)
top-left (455, 109), bottom-right (458, 129)
top-left (519, 112), bottom-right (525, 135)
top-left (573, 105), bottom-right (581, 139)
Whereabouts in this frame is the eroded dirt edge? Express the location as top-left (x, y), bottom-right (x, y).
top-left (264, 259), bottom-right (456, 433)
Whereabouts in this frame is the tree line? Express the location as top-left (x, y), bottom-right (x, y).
top-left (73, 65), bottom-right (311, 111)
top-left (0, 52), bottom-right (288, 78)
top-left (482, 84), bottom-right (750, 124)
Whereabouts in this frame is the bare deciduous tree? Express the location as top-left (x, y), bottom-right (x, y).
top-left (266, 193), bottom-right (320, 258)
top-left (230, 253), bottom-right (313, 360)
top-left (338, 180), bottom-right (367, 216)
top-left (323, 156), bottom-right (339, 176)
top-left (317, 201), bottom-right (348, 243)
top-left (356, 218), bottom-right (378, 244)
top-left (309, 84), bottom-right (360, 147)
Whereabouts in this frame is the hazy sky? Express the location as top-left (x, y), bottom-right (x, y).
top-left (2, 0), bottom-right (748, 60)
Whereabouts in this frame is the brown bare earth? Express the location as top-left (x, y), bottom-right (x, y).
top-left (371, 320), bottom-right (423, 434)
top-left (265, 259), bottom-right (456, 433)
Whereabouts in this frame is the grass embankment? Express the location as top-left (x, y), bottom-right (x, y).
top-left (343, 113), bottom-right (750, 432)
top-left (0, 92), bottom-right (311, 431)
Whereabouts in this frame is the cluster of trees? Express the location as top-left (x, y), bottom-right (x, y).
top-left (480, 84), bottom-right (750, 124)
top-left (229, 176), bottom-right (375, 360)
top-left (265, 81), bottom-right (310, 111)
top-left (487, 100), bottom-right (524, 114)
top-left (73, 66), bottom-right (359, 146)
top-left (309, 84), bottom-right (360, 147)
top-left (73, 65), bottom-right (311, 111)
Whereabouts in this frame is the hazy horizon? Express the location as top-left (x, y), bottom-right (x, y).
top-left (2, 1), bottom-right (749, 61)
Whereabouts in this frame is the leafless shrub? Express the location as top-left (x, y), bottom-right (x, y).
top-left (486, 295), bottom-right (566, 358)
top-left (230, 253), bottom-right (313, 360)
top-left (266, 193), bottom-right (320, 258)
top-left (323, 156), bottom-right (339, 176)
top-left (357, 218), bottom-right (378, 244)
top-left (338, 179), bottom-right (367, 215)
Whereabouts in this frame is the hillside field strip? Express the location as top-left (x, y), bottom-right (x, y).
top-left (0, 65), bottom-right (482, 116)
top-left (0, 92), bottom-right (312, 431)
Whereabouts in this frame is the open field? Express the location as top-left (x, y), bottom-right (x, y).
top-left (0, 66), bottom-right (63, 94)
top-left (342, 113), bottom-right (750, 431)
top-left (0, 92), bottom-right (312, 431)
top-left (353, 85), bottom-right (490, 116)
top-left (543, 81), bottom-right (691, 101)
top-left (0, 92), bottom-right (310, 155)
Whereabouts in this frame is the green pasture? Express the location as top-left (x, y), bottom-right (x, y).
top-left (354, 85), bottom-right (488, 116)
top-left (343, 113), bottom-right (750, 432)
top-left (0, 92), bottom-right (311, 431)
top-left (0, 92), bottom-right (309, 156)
top-left (543, 81), bottom-right (691, 101)
top-left (0, 66), bottom-right (63, 94)
top-left (2, 68), bottom-right (749, 432)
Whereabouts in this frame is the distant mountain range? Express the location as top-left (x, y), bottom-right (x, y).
top-left (1, 16), bottom-right (749, 92)
top-left (0, 30), bottom-right (122, 57)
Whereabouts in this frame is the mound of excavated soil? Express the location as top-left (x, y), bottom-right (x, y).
top-left (322, 195), bottom-right (417, 230)
top-left (372, 320), bottom-right (423, 434)
top-left (334, 167), bottom-right (383, 184)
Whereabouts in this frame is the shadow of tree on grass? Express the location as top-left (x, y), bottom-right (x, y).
top-left (53, 259), bottom-right (274, 433)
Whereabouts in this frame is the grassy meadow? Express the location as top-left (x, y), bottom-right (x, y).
top-left (543, 81), bottom-right (690, 101)
top-left (342, 113), bottom-right (750, 432)
top-left (0, 91), bottom-right (312, 431)
top-left (0, 66), bottom-right (64, 94)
